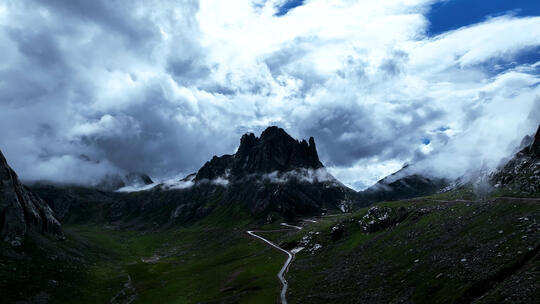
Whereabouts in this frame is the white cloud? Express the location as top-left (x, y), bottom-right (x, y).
top-left (0, 0), bottom-right (539, 190)
top-left (259, 168), bottom-right (336, 184)
top-left (328, 158), bottom-right (405, 190)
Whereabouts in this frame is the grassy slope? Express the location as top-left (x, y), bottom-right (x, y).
top-left (0, 204), bottom-right (287, 304)
top-left (285, 198), bottom-right (539, 303)
top-left (2, 194), bottom-right (539, 304)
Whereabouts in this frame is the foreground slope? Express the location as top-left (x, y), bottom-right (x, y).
top-left (257, 197), bottom-right (539, 304)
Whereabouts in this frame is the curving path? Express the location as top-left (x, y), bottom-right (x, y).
top-left (247, 223), bottom-right (303, 304)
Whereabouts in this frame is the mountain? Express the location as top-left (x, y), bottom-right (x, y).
top-left (123, 126), bottom-right (356, 222)
top-left (31, 127), bottom-right (356, 227)
top-left (0, 150), bottom-right (62, 244)
top-left (3, 128), bottom-right (539, 304)
top-left (189, 126), bottom-right (355, 216)
top-left (491, 124), bottom-right (540, 196)
top-left (358, 164), bottom-right (448, 204)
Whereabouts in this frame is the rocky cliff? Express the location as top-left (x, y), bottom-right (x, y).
top-left (491, 124), bottom-right (540, 195)
top-left (0, 150), bottom-right (62, 243)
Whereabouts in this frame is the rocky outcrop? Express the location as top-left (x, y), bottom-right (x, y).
top-left (358, 206), bottom-right (408, 232)
top-left (0, 150), bottom-right (62, 243)
top-left (491, 124), bottom-right (540, 195)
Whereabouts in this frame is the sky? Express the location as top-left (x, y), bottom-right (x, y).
top-left (0, 0), bottom-right (539, 190)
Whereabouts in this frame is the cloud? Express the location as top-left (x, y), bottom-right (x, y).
top-left (259, 168), bottom-right (336, 184)
top-left (0, 0), bottom-right (539, 190)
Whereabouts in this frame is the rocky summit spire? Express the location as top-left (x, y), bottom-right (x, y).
top-left (188, 126), bottom-right (356, 218)
top-left (195, 126), bottom-right (323, 181)
top-left (0, 149), bottom-right (62, 243)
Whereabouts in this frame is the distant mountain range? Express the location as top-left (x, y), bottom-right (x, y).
top-left (19, 127), bottom-right (357, 232)
top-left (2, 124), bottom-right (539, 240)
top-left (358, 164), bottom-right (449, 204)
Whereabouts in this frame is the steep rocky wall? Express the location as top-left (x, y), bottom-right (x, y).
top-left (0, 150), bottom-right (62, 243)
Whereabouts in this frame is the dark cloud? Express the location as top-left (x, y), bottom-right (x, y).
top-left (8, 28), bottom-right (63, 68)
top-left (379, 50), bottom-right (408, 77)
top-left (298, 99), bottom-right (445, 167)
top-left (0, 0), bottom-right (222, 183)
top-left (263, 37), bottom-right (329, 96)
top-left (42, 0), bottom-right (159, 44)
top-left (167, 58), bottom-right (211, 85)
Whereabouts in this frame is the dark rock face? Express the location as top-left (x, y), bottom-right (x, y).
top-left (358, 165), bottom-right (448, 204)
top-left (491, 124), bottom-right (540, 195)
top-left (195, 126), bottom-right (323, 181)
top-left (127, 173), bottom-right (153, 186)
top-left (330, 224), bottom-right (344, 241)
top-left (96, 172), bottom-right (154, 191)
top-left (194, 127), bottom-right (352, 215)
top-left (0, 150), bottom-right (62, 242)
top-left (525, 124), bottom-right (540, 157)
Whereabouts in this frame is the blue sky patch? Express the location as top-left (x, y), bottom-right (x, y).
top-left (427, 0), bottom-right (540, 36)
top-left (275, 0), bottom-right (305, 16)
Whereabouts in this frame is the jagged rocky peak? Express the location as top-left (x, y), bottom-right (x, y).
top-left (0, 149), bottom-right (62, 243)
top-left (491, 124), bottom-right (540, 194)
top-left (195, 126), bottom-right (323, 181)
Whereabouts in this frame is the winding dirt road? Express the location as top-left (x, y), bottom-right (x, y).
top-left (247, 223), bottom-right (303, 304)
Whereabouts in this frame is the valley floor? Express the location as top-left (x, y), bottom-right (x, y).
top-left (1, 197), bottom-right (539, 304)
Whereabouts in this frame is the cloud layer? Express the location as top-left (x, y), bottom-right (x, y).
top-left (0, 0), bottom-right (539, 189)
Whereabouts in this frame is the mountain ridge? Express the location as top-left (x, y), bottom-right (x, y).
top-left (357, 164), bottom-right (449, 204)
top-left (0, 150), bottom-right (62, 243)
